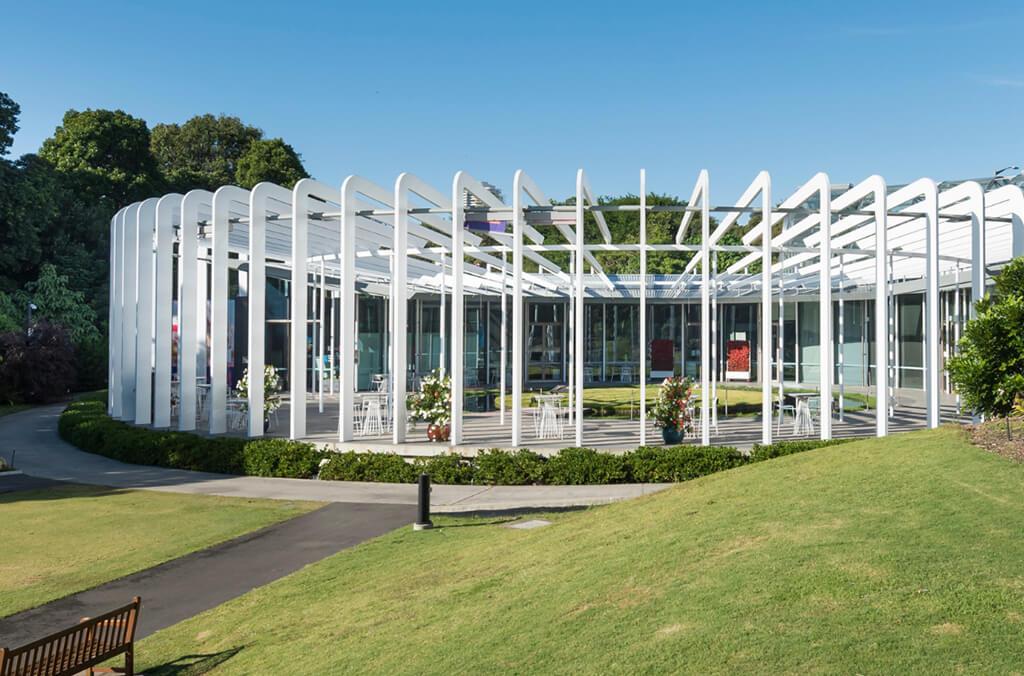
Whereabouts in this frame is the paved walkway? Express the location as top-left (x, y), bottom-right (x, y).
top-left (0, 405), bottom-right (670, 512)
top-left (0, 501), bottom-right (411, 646)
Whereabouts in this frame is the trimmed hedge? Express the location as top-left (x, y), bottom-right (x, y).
top-left (60, 398), bottom-right (853, 486)
top-left (60, 399), bottom-right (324, 479)
top-left (630, 444), bottom-right (748, 483)
top-left (318, 451), bottom-right (417, 483)
top-left (750, 438), bottom-right (853, 463)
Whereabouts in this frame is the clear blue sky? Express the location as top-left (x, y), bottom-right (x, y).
top-left (5, 0), bottom-right (1024, 202)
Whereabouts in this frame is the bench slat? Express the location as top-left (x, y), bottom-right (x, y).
top-left (0, 597), bottom-right (140, 676)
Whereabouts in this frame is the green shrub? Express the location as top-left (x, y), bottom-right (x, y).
top-left (629, 444), bottom-right (746, 482)
top-left (61, 399), bottom-right (318, 478)
top-left (317, 451), bottom-right (417, 483)
top-left (413, 453), bottom-right (474, 484)
top-left (243, 439), bottom-right (323, 478)
top-left (750, 438), bottom-right (852, 462)
top-left (546, 447), bottom-right (630, 485)
top-left (473, 448), bottom-right (547, 485)
top-left (59, 399), bottom-right (859, 486)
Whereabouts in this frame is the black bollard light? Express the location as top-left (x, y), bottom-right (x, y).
top-left (413, 472), bottom-right (433, 531)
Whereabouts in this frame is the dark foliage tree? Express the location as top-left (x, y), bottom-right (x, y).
top-left (0, 91), bottom-right (20, 155)
top-left (0, 321), bottom-right (77, 403)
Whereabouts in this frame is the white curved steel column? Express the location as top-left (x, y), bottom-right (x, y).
top-left (812, 173), bottom-right (833, 440)
top-left (757, 172), bottom-right (772, 445)
top-left (210, 186), bottom-right (249, 434)
top-left (177, 190), bottom-right (211, 431)
top-left (120, 202), bottom-right (141, 421)
top-left (291, 179), bottom-right (337, 440)
top-left (134, 198), bottom-right (159, 425)
top-left (109, 208), bottom-right (126, 419)
top-left (153, 194), bottom-right (182, 428)
top-left (248, 182), bottom-right (291, 436)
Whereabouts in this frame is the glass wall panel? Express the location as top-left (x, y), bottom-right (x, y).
top-left (798, 301), bottom-right (820, 383)
top-left (526, 302), bottom-right (564, 382)
top-left (486, 300), bottom-right (507, 386)
top-left (584, 303), bottom-right (604, 381)
top-left (835, 300), bottom-right (869, 386)
top-left (898, 294), bottom-right (924, 389)
top-left (416, 301), bottom-right (443, 376)
top-left (464, 303), bottom-right (486, 387)
top-left (684, 304), bottom-right (701, 379)
top-left (605, 303), bottom-right (639, 382)
top-left (357, 297), bottom-right (387, 390)
top-left (771, 302), bottom-right (798, 382)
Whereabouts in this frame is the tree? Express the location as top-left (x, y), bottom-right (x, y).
top-left (0, 321), bottom-right (77, 403)
top-left (39, 108), bottom-right (161, 207)
top-left (236, 138), bottom-right (308, 189)
top-left (948, 256), bottom-right (1024, 423)
top-left (0, 91), bottom-right (19, 155)
top-left (150, 114), bottom-right (262, 191)
top-left (0, 290), bottom-right (19, 333)
top-left (19, 264), bottom-right (100, 345)
top-left (0, 153), bottom-right (66, 291)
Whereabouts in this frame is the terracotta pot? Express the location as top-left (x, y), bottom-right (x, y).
top-left (427, 423), bottom-right (451, 442)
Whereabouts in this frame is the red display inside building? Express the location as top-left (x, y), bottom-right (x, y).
top-left (726, 340), bottom-right (751, 379)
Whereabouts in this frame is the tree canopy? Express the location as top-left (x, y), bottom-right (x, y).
top-left (0, 91), bottom-right (311, 395)
top-left (151, 114), bottom-right (261, 191)
top-left (236, 138), bottom-right (308, 189)
top-left (39, 108), bottom-right (161, 207)
top-left (0, 91), bottom-right (19, 155)
top-left (151, 114), bottom-right (308, 191)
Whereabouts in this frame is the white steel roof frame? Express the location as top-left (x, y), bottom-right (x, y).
top-left (107, 168), bottom-right (1024, 451)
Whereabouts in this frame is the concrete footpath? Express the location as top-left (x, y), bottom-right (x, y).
top-left (0, 501), bottom-right (411, 646)
top-left (0, 405), bottom-right (670, 512)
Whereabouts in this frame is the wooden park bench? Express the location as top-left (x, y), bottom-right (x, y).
top-left (0, 597), bottom-right (140, 676)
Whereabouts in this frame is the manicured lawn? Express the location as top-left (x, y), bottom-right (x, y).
top-left (135, 426), bottom-right (1024, 674)
top-left (0, 485), bottom-right (320, 617)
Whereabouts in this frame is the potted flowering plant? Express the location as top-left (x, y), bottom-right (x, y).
top-left (235, 364), bottom-right (283, 431)
top-left (652, 375), bottom-right (694, 444)
top-left (407, 369), bottom-right (452, 441)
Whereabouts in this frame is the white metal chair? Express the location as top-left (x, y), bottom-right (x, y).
top-left (360, 396), bottom-right (385, 437)
top-left (619, 366), bottom-right (633, 384)
top-left (793, 397), bottom-right (815, 436)
top-left (689, 397), bottom-right (719, 436)
top-left (196, 385), bottom-right (210, 425)
top-left (774, 389), bottom-right (796, 434)
top-left (529, 403), bottom-right (543, 438)
top-left (226, 402), bottom-right (247, 432)
top-left (537, 400), bottom-right (564, 440)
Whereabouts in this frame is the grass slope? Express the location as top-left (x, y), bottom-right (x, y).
top-left (0, 485), bottom-right (319, 617)
top-left (136, 427), bottom-right (1024, 674)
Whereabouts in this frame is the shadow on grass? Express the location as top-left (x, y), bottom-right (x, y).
top-left (437, 505), bottom-right (591, 524)
top-left (144, 646), bottom-right (245, 675)
top-left (0, 479), bottom-right (131, 502)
